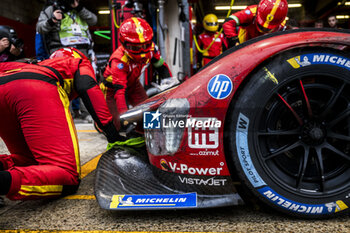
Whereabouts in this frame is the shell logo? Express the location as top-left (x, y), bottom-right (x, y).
top-left (160, 159), bottom-right (170, 171)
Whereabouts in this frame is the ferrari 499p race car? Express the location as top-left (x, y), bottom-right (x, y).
top-left (95, 28), bottom-right (350, 219)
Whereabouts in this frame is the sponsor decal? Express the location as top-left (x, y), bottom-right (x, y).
top-left (236, 113), bottom-right (266, 187)
top-left (143, 111), bottom-right (222, 132)
top-left (109, 193), bottom-right (197, 209)
top-left (143, 110), bottom-right (162, 129)
top-left (161, 160), bottom-right (224, 175)
top-left (287, 53), bottom-right (350, 70)
top-left (164, 117), bottom-right (221, 129)
top-left (117, 63), bottom-right (124, 69)
top-left (189, 149), bottom-right (219, 156)
top-left (263, 67), bottom-right (278, 84)
top-left (178, 176), bottom-right (227, 186)
top-left (245, 10), bottom-right (251, 15)
top-left (160, 159), bottom-right (171, 171)
top-left (188, 117), bottom-right (220, 149)
top-left (259, 186), bottom-right (349, 214)
top-left (207, 74), bottom-right (233, 100)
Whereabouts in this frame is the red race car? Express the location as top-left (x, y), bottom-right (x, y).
top-left (95, 28), bottom-right (350, 218)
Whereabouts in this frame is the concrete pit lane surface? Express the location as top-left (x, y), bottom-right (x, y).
top-left (0, 122), bottom-right (350, 232)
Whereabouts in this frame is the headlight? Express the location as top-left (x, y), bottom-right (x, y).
top-left (145, 98), bottom-right (190, 155)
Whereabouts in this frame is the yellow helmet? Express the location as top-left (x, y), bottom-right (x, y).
top-left (203, 14), bottom-right (218, 32)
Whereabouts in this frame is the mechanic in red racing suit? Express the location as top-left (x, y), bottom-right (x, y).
top-left (103, 17), bottom-right (172, 130)
top-left (197, 14), bottom-right (225, 66)
top-left (223, 0), bottom-right (288, 48)
top-left (0, 47), bottom-right (124, 201)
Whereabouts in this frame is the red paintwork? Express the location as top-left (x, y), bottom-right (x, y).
top-left (143, 30), bottom-right (350, 176)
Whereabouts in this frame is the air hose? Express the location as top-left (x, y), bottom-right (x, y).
top-left (107, 137), bottom-right (145, 150)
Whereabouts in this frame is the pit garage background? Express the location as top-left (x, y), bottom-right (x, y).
top-left (0, 0), bottom-right (349, 80)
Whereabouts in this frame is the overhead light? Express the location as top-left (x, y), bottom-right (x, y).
top-left (215, 3), bottom-right (302, 10)
top-left (217, 16), bottom-right (290, 23)
top-left (336, 15), bottom-right (350, 19)
top-left (288, 4), bottom-right (302, 8)
top-left (338, 1), bottom-right (350, 5)
top-left (98, 10), bottom-right (110, 15)
top-left (215, 6), bottom-right (247, 10)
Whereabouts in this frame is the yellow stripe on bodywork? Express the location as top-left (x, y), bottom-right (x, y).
top-left (263, 0), bottom-right (281, 29)
top-left (57, 85), bottom-right (81, 178)
top-left (20, 185), bottom-right (63, 193)
top-left (131, 17), bottom-right (145, 43)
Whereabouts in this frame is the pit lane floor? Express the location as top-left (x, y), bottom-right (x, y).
top-left (0, 122), bottom-right (350, 233)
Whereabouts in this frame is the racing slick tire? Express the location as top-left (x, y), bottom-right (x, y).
top-left (226, 47), bottom-right (350, 218)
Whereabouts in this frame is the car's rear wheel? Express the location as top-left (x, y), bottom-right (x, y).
top-left (226, 47), bottom-right (350, 218)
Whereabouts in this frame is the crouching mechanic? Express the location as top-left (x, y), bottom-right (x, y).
top-left (103, 17), bottom-right (172, 130)
top-left (0, 47), bottom-right (124, 201)
top-left (223, 0), bottom-right (288, 48)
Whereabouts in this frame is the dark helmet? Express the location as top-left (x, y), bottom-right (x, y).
top-left (0, 26), bottom-right (11, 40)
top-left (0, 26), bottom-right (23, 48)
top-left (53, 0), bottom-right (75, 12)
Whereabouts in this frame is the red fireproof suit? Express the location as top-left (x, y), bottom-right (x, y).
top-left (223, 5), bottom-right (286, 45)
top-left (103, 43), bottom-right (171, 129)
top-left (197, 31), bottom-right (224, 66)
top-left (0, 57), bottom-right (118, 200)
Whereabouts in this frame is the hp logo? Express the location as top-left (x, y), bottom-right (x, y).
top-left (207, 74), bottom-right (233, 100)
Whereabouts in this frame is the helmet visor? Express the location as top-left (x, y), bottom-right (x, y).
top-left (205, 22), bottom-right (218, 26)
top-left (257, 22), bottom-right (276, 33)
top-left (123, 42), bottom-right (152, 53)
